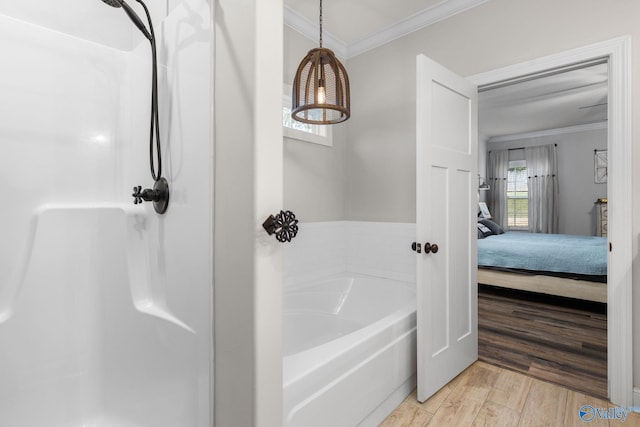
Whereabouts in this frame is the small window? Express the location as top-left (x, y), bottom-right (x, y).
top-left (282, 84), bottom-right (332, 147)
top-left (507, 160), bottom-right (528, 229)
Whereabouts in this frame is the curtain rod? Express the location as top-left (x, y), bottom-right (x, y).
top-left (508, 143), bottom-right (557, 151)
top-left (489, 143), bottom-right (557, 153)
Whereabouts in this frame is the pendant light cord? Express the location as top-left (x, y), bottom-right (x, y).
top-left (136, 0), bottom-right (162, 182)
top-left (319, 0), bottom-right (323, 48)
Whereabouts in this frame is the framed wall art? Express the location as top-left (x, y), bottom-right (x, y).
top-left (594, 149), bottom-right (607, 183)
top-left (478, 202), bottom-right (492, 219)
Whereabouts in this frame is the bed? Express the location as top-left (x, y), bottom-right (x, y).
top-left (477, 226), bottom-right (608, 303)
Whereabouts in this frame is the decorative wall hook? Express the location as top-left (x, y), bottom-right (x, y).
top-left (263, 210), bottom-right (299, 242)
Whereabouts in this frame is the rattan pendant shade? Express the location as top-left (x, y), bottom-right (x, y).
top-left (291, 0), bottom-right (350, 125)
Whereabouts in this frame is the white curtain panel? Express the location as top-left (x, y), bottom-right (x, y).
top-left (487, 150), bottom-right (509, 230)
top-left (524, 144), bottom-right (559, 233)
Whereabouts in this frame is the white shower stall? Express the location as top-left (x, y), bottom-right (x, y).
top-left (0, 1), bottom-right (214, 425)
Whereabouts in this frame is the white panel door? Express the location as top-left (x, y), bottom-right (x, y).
top-left (416, 54), bottom-right (478, 402)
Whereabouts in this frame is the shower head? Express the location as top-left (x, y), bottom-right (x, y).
top-left (100, 0), bottom-right (152, 41)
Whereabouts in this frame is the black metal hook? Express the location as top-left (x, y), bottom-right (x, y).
top-left (263, 210), bottom-right (299, 243)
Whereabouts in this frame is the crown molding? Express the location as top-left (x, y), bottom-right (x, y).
top-left (347, 0), bottom-right (487, 58)
top-left (283, 5), bottom-right (348, 59)
top-left (478, 132), bottom-right (490, 142)
top-left (487, 121), bottom-right (607, 144)
top-left (285, 0), bottom-right (487, 60)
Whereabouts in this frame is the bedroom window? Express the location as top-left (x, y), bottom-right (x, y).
top-left (507, 160), bottom-right (528, 229)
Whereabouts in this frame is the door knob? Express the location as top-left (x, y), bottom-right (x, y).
top-left (424, 242), bottom-right (439, 254)
top-left (262, 210), bottom-right (299, 242)
top-left (411, 242), bottom-right (422, 253)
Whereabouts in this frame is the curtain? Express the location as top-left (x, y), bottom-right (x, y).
top-left (487, 150), bottom-right (509, 230)
top-left (524, 144), bottom-right (559, 233)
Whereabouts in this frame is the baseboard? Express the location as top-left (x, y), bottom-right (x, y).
top-left (357, 375), bottom-right (416, 427)
top-left (633, 388), bottom-right (640, 412)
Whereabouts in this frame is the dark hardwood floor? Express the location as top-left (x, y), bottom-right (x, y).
top-left (478, 284), bottom-right (608, 399)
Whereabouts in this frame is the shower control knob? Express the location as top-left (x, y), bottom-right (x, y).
top-left (131, 177), bottom-right (169, 214)
top-left (132, 185), bottom-right (159, 203)
top-left (132, 186), bottom-right (145, 204)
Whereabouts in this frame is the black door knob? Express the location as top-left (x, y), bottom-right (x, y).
top-left (411, 242), bottom-right (422, 253)
top-left (424, 242), bottom-right (439, 254)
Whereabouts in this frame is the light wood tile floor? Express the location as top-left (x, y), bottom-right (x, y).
top-left (380, 361), bottom-right (640, 427)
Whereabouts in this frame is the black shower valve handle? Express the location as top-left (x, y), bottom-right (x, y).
top-left (132, 185), bottom-right (158, 203)
top-left (132, 185), bottom-right (143, 204)
top-left (131, 178), bottom-right (170, 214)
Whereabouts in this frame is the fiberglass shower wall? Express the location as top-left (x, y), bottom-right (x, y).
top-left (0, 1), bottom-right (213, 425)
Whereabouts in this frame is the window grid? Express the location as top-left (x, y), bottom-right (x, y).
top-left (283, 105), bottom-right (319, 135)
top-left (507, 165), bottom-right (528, 229)
top-left (282, 84), bottom-right (332, 146)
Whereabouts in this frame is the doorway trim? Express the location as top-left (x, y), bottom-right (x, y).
top-left (468, 36), bottom-right (632, 406)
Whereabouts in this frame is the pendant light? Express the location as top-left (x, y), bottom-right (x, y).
top-left (291, 0), bottom-right (350, 125)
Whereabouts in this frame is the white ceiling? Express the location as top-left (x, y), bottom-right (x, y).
top-left (284, 0), bottom-right (443, 45)
top-left (479, 63), bottom-right (608, 139)
top-left (285, 0), bottom-right (609, 138)
top-left (284, 0), bottom-right (488, 58)
top-left (12, 0), bottom-right (606, 138)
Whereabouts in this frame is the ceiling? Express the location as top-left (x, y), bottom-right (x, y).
top-left (284, 0), bottom-right (443, 45)
top-left (479, 62), bottom-right (608, 139)
top-left (285, 1), bottom-right (609, 138)
top-left (284, 0), bottom-right (488, 58)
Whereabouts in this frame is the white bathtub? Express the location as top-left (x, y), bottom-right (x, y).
top-left (283, 274), bottom-right (417, 427)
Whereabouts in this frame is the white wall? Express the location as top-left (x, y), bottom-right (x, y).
top-left (0, 0), bottom-right (214, 425)
top-left (284, 221), bottom-right (416, 287)
top-left (283, 26), bottom-right (347, 221)
top-left (214, 1), bottom-right (283, 426)
top-left (343, 0), bottom-right (640, 388)
top-left (487, 125), bottom-right (607, 235)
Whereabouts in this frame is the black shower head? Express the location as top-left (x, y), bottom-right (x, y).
top-left (100, 0), bottom-right (152, 41)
